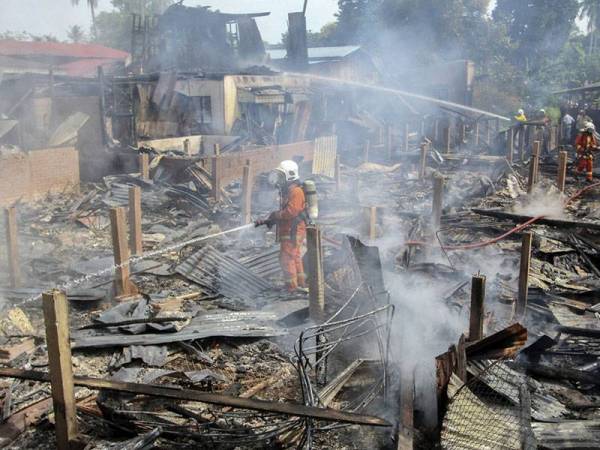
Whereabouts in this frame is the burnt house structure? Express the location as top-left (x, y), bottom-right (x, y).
top-left (132, 4), bottom-right (269, 73)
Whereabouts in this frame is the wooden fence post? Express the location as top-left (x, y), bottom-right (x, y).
top-left (527, 142), bottom-right (540, 194)
top-left (42, 290), bottom-right (78, 450)
top-left (5, 207), bottom-right (21, 288)
top-left (557, 150), bottom-right (567, 193)
top-left (404, 123), bottom-right (410, 153)
top-left (307, 226), bottom-right (325, 322)
top-left (211, 156), bottom-right (222, 202)
top-left (506, 128), bottom-right (514, 164)
top-left (139, 153), bottom-right (150, 180)
top-left (128, 186), bottom-right (143, 256)
top-left (468, 274), bottom-right (486, 342)
top-left (516, 232), bottom-right (533, 320)
top-left (241, 161), bottom-right (253, 225)
top-left (419, 143), bottom-right (428, 180)
top-left (387, 124), bottom-right (393, 159)
top-left (432, 175), bottom-right (444, 230)
top-left (110, 207), bottom-right (133, 298)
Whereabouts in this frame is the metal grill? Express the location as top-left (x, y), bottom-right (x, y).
top-left (294, 282), bottom-right (394, 446)
top-left (441, 359), bottom-right (537, 450)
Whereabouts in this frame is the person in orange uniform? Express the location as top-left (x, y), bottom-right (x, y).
top-left (256, 160), bottom-right (307, 292)
top-left (575, 123), bottom-right (598, 182)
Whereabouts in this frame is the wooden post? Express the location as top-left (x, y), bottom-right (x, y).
top-left (363, 139), bottom-right (370, 163)
top-left (468, 274), bottom-right (486, 342)
top-left (404, 123), bottom-right (410, 153)
top-left (183, 138), bottom-right (191, 156)
top-left (387, 124), bottom-right (393, 159)
top-left (519, 125), bottom-right (526, 161)
top-left (459, 121), bottom-right (466, 146)
top-left (211, 156), bottom-right (222, 202)
top-left (444, 126), bottom-right (451, 153)
top-left (557, 150), bottom-right (568, 192)
top-left (241, 161), bottom-right (253, 225)
top-left (307, 226), bottom-right (325, 322)
top-left (519, 384), bottom-right (538, 448)
top-left (527, 141), bottom-right (540, 194)
top-left (42, 290), bottom-right (78, 450)
top-left (419, 143), bottom-right (428, 180)
top-left (214, 143), bottom-right (221, 156)
top-left (432, 175), bottom-right (444, 230)
top-left (397, 367), bottom-right (414, 450)
top-left (110, 207), bottom-right (133, 298)
top-left (139, 153), bottom-right (150, 180)
top-left (128, 186), bottom-right (143, 256)
top-left (516, 232), bottom-right (533, 320)
top-left (368, 207), bottom-right (377, 240)
top-left (456, 334), bottom-right (467, 382)
top-left (4, 207), bottom-right (21, 288)
top-left (506, 128), bottom-right (514, 164)
top-left (335, 154), bottom-right (341, 192)
top-left (420, 120), bottom-right (425, 139)
top-left (474, 121), bottom-right (480, 146)
top-left (486, 121), bottom-right (491, 145)
top-left (434, 120), bottom-right (439, 143)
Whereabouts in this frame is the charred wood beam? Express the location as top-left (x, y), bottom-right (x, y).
top-left (556, 326), bottom-right (600, 338)
top-left (0, 368), bottom-right (391, 427)
top-left (472, 208), bottom-right (600, 231)
top-left (466, 323), bottom-right (527, 360)
top-left (523, 363), bottom-right (600, 386)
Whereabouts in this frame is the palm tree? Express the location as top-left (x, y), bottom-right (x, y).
top-left (71, 0), bottom-right (98, 39)
top-left (580, 0), bottom-right (600, 55)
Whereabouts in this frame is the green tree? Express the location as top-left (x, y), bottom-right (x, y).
top-left (493, 0), bottom-right (579, 71)
top-left (67, 25), bottom-right (86, 43)
top-left (580, 0), bottom-right (600, 55)
top-left (93, 0), bottom-right (174, 51)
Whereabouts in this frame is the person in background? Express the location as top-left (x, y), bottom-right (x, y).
top-left (513, 108), bottom-right (527, 149)
top-left (514, 108), bottom-right (527, 123)
top-left (539, 109), bottom-right (551, 154)
top-left (562, 112), bottom-right (575, 143)
top-left (575, 122), bottom-right (598, 182)
top-left (576, 110), bottom-right (593, 132)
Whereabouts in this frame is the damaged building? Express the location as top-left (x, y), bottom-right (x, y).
top-left (2, 2), bottom-right (600, 450)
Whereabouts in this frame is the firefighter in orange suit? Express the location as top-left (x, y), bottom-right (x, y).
top-left (256, 160), bottom-right (307, 292)
top-left (575, 123), bottom-right (598, 182)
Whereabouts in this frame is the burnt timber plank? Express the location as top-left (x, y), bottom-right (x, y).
top-left (0, 368), bottom-right (391, 427)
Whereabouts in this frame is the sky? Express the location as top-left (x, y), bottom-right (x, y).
top-left (0, 0), bottom-right (339, 44)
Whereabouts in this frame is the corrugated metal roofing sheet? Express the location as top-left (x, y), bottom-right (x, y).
top-left (176, 245), bottom-right (272, 299)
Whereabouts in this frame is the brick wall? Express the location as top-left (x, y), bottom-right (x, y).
top-left (0, 147), bottom-right (80, 206)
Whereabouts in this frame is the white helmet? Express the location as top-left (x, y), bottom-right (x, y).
top-left (586, 122), bottom-right (596, 132)
top-left (517, 109), bottom-right (524, 115)
top-left (268, 160), bottom-right (299, 186)
top-left (275, 160), bottom-right (299, 182)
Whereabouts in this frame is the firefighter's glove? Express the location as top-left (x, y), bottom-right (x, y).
top-left (255, 218), bottom-right (274, 229)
